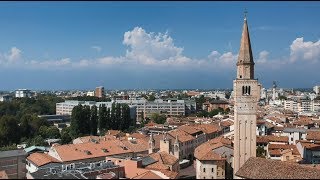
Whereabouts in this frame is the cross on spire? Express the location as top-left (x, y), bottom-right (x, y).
top-left (244, 9), bottom-right (248, 20)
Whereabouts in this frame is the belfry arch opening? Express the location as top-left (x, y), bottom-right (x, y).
top-left (242, 86), bottom-right (251, 95)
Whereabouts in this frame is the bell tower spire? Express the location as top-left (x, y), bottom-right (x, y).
top-left (237, 10), bottom-right (255, 80)
top-left (233, 11), bottom-right (261, 177)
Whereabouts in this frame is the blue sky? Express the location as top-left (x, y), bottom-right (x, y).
top-left (0, 1), bottom-right (319, 90)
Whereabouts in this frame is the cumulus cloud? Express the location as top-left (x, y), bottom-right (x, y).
top-left (123, 27), bottom-right (184, 65)
top-left (3, 28), bottom-right (319, 72)
top-left (256, 50), bottom-right (269, 64)
top-left (208, 50), bottom-right (238, 67)
top-left (290, 37), bottom-right (320, 62)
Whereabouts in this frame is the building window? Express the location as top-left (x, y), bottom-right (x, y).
top-left (203, 168), bottom-right (206, 172)
top-left (212, 168), bottom-right (214, 173)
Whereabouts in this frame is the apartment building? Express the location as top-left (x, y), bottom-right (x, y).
top-left (284, 99), bottom-right (319, 112)
top-left (15, 89), bottom-right (32, 98)
top-left (0, 149), bottom-right (27, 179)
top-left (115, 99), bottom-right (196, 120)
top-left (95, 86), bottom-right (105, 98)
top-left (56, 100), bottom-right (137, 120)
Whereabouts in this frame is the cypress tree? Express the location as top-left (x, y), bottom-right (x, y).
top-left (90, 105), bottom-right (98, 135)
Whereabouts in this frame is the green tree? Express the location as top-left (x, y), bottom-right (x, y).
top-left (197, 110), bottom-right (208, 117)
top-left (151, 113), bottom-right (167, 124)
top-left (257, 146), bottom-right (266, 158)
top-left (82, 105), bottom-right (91, 135)
top-left (0, 115), bottom-right (20, 146)
top-left (46, 126), bottom-right (61, 139)
top-left (38, 126), bottom-right (48, 138)
top-left (98, 104), bottom-right (107, 133)
top-left (28, 135), bottom-right (46, 146)
top-left (90, 105), bottom-right (98, 135)
top-left (70, 105), bottom-right (83, 138)
top-left (110, 103), bottom-right (116, 129)
top-left (115, 103), bottom-right (121, 130)
top-left (195, 95), bottom-right (206, 110)
top-left (278, 95), bottom-right (287, 100)
top-left (148, 95), bottom-right (156, 101)
top-left (60, 127), bottom-right (72, 144)
top-left (19, 116), bottom-right (32, 138)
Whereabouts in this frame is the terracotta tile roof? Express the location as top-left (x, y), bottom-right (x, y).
top-left (148, 151), bottom-right (178, 166)
top-left (158, 169), bottom-right (179, 179)
top-left (265, 122), bottom-right (275, 129)
top-left (293, 120), bottom-right (312, 126)
top-left (306, 130), bottom-right (320, 141)
top-left (132, 170), bottom-right (163, 179)
top-left (74, 135), bottom-right (103, 144)
top-left (129, 133), bottom-right (147, 139)
top-left (273, 126), bottom-right (284, 131)
top-left (267, 135), bottom-right (289, 143)
top-left (220, 120), bottom-right (234, 127)
top-left (268, 149), bottom-right (282, 156)
top-left (144, 162), bottom-right (170, 171)
top-left (121, 139), bottom-right (149, 153)
top-left (177, 125), bottom-right (203, 135)
top-left (27, 152), bottom-right (60, 167)
top-left (256, 135), bottom-right (288, 144)
top-left (256, 120), bottom-right (265, 125)
top-left (193, 124), bottom-right (221, 134)
top-left (298, 141), bottom-right (320, 150)
top-left (168, 129), bottom-right (195, 143)
top-left (235, 157), bottom-right (320, 179)
top-left (53, 139), bottom-right (133, 162)
top-left (268, 144), bottom-right (300, 156)
top-left (194, 137), bottom-right (232, 161)
top-left (106, 130), bottom-right (122, 136)
top-left (145, 122), bottom-right (159, 127)
top-left (268, 117), bottom-right (283, 124)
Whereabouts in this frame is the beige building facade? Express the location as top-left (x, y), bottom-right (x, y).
top-left (233, 14), bottom-right (260, 176)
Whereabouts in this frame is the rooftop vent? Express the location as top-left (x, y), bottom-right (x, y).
top-left (85, 150), bottom-right (92, 155)
top-left (102, 148), bottom-right (109, 153)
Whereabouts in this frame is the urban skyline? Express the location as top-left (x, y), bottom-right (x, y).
top-left (0, 2), bottom-right (319, 90)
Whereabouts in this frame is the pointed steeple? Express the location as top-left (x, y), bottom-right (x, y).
top-left (174, 135), bottom-right (179, 144)
top-left (149, 132), bottom-right (155, 142)
top-left (237, 10), bottom-right (255, 79)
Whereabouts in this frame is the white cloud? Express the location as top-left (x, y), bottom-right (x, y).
top-left (257, 50), bottom-right (269, 64)
top-left (5, 47), bottom-right (22, 62)
top-left (26, 58), bottom-right (71, 68)
top-left (91, 46), bottom-right (102, 52)
top-left (290, 37), bottom-right (320, 62)
top-left (123, 27), bottom-right (184, 65)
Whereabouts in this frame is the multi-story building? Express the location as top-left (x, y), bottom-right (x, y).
top-left (56, 100), bottom-right (137, 120)
top-left (284, 100), bottom-right (298, 112)
top-left (194, 137), bottom-right (233, 179)
top-left (86, 91), bottom-right (95, 97)
top-left (0, 149), bottom-right (27, 179)
top-left (314, 85), bottom-right (320, 95)
top-left (0, 94), bottom-right (12, 102)
top-left (116, 99), bottom-right (196, 120)
top-left (95, 86), bottom-right (105, 98)
top-left (56, 99), bottom-right (195, 121)
top-left (15, 89), bottom-right (32, 98)
top-left (285, 99), bottom-right (316, 113)
top-left (282, 128), bottom-right (307, 145)
top-left (312, 100), bottom-right (320, 112)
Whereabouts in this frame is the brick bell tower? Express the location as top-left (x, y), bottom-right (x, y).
top-left (233, 11), bottom-right (261, 177)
